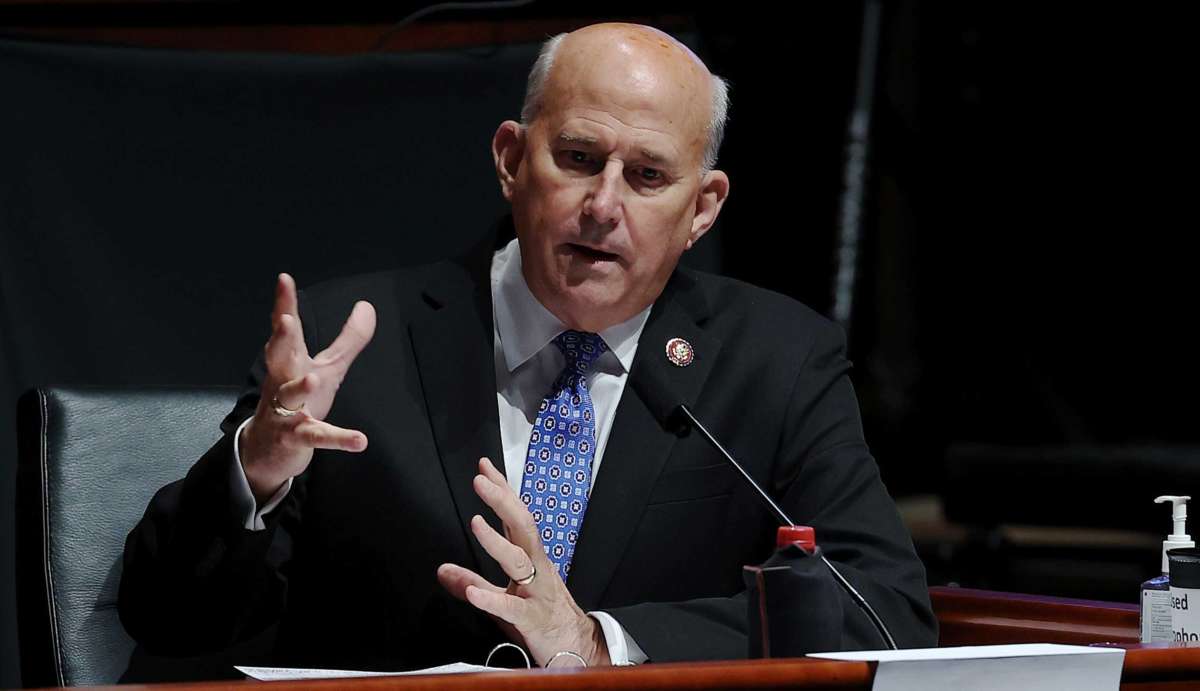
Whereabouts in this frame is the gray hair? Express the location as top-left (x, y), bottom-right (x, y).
top-left (519, 32), bottom-right (730, 173)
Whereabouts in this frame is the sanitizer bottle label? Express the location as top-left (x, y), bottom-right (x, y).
top-left (1142, 588), bottom-right (1172, 642)
top-left (1171, 586), bottom-right (1200, 642)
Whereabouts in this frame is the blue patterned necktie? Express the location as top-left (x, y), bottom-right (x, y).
top-left (519, 330), bottom-right (608, 580)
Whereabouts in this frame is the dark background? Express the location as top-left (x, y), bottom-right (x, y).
top-left (2, 2), bottom-right (1196, 686)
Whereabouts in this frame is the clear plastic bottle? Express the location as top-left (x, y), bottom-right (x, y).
top-left (1142, 496), bottom-right (1193, 643)
top-left (1141, 572), bottom-right (1171, 643)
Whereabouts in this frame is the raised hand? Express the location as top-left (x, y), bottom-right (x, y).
top-left (239, 273), bottom-right (377, 502)
top-left (437, 458), bottom-right (610, 667)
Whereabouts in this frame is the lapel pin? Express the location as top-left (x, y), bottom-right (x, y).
top-left (665, 337), bottom-right (695, 367)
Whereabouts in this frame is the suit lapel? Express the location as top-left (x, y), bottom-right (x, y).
top-left (409, 257), bottom-right (509, 588)
top-left (568, 271), bottom-right (722, 610)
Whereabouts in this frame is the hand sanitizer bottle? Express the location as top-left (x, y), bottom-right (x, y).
top-left (1142, 495), bottom-right (1193, 643)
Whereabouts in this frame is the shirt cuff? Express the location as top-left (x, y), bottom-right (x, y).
top-left (230, 417), bottom-right (293, 531)
top-left (589, 611), bottom-right (649, 665)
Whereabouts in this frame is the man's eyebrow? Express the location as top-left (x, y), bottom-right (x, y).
top-left (639, 148), bottom-right (666, 163)
top-left (556, 133), bottom-right (673, 165)
top-left (557, 133), bottom-right (598, 146)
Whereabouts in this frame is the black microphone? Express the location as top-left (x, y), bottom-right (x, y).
top-left (630, 366), bottom-right (899, 651)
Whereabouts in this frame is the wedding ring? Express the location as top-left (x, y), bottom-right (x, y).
top-left (514, 563), bottom-right (537, 586)
top-left (271, 395), bottom-right (304, 417)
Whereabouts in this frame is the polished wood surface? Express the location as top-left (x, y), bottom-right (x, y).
top-left (1120, 644), bottom-right (1200, 683)
top-left (64, 648), bottom-right (1200, 691)
top-left (931, 585), bottom-right (1140, 645)
top-left (43, 589), bottom-right (1200, 691)
top-left (931, 587), bottom-right (1200, 689)
top-left (110, 659), bottom-right (876, 691)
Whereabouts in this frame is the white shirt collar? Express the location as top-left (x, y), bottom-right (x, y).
top-left (491, 238), bottom-right (650, 374)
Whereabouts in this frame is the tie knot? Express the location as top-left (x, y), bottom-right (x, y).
top-left (553, 330), bottom-right (608, 376)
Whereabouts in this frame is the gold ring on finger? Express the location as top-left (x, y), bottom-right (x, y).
top-left (514, 562), bottom-right (536, 586)
top-left (271, 395), bottom-right (305, 418)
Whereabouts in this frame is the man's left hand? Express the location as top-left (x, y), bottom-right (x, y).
top-left (437, 458), bottom-right (611, 668)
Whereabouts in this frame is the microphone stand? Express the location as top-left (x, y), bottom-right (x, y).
top-left (675, 406), bottom-right (899, 650)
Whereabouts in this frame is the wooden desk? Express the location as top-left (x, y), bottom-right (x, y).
top-left (932, 586), bottom-right (1200, 689)
top-left (932, 585), bottom-right (1142, 645)
top-left (80, 589), bottom-right (1200, 690)
top-left (115, 659), bottom-right (873, 691)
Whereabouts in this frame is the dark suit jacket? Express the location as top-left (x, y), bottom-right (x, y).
top-left (119, 229), bottom-right (936, 670)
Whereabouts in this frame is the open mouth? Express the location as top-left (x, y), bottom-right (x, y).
top-left (567, 243), bottom-right (620, 263)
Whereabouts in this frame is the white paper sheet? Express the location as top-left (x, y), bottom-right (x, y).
top-left (809, 643), bottom-right (1125, 691)
top-left (234, 662), bottom-right (498, 681)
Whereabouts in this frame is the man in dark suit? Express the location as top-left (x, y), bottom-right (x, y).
top-left (119, 23), bottom-right (937, 671)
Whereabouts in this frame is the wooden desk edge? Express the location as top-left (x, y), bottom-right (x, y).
top-left (100, 658), bottom-right (875, 691)
top-left (47, 589), bottom-right (1200, 690)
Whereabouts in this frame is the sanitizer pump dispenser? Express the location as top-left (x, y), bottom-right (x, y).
top-left (1142, 495), bottom-right (1194, 643)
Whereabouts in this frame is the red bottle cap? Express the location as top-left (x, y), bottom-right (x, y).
top-left (777, 525), bottom-right (816, 551)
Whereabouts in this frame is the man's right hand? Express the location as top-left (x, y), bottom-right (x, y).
top-left (239, 273), bottom-right (377, 504)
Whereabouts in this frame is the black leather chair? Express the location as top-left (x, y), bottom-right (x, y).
top-left (15, 387), bottom-right (238, 686)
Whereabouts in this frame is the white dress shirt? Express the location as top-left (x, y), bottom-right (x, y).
top-left (231, 238), bottom-right (650, 665)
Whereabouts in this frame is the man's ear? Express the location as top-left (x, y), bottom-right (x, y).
top-left (686, 169), bottom-right (730, 249)
top-left (492, 120), bottom-right (526, 201)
